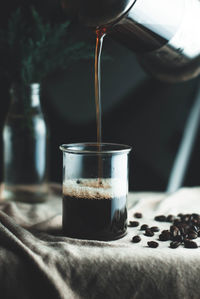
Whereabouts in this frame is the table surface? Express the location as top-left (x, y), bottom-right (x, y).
top-left (0, 185), bottom-right (200, 299)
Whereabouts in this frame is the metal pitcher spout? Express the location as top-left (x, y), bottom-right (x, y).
top-left (61, 0), bottom-right (200, 82)
top-left (61, 0), bottom-right (136, 27)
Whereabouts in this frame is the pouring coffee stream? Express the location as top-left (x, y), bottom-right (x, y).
top-left (95, 28), bottom-right (106, 180)
top-left (95, 28), bottom-right (106, 146)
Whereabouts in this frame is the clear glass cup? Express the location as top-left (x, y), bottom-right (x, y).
top-left (60, 143), bottom-right (131, 241)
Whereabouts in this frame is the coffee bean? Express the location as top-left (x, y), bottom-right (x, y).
top-left (184, 240), bottom-right (198, 248)
top-left (188, 228), bottom-right (196, 234)
top-left (177, 213), bottom-right (183, 218)
top-left (154, 215), bottom-right (166, 222)
top-left (188, 232), bottom-right (198, 240)
top-left (170, 226), bottom-right (179, 238)
top-left (132, 235), bottom-right (141, 243)
top-left (184, 224), bottom-right (191, 232)
top-left (176, 225), bottom-right (185, 236)
top-left (159, 230), bottom-right (171, 241)
top-left (134, 212), bottom-right (142, 219)
top-left (129, 221), bottom-right (139, 227)
top-left (192, 220), bottom-right (199, 226)
top-left (159, 235), bottom-right (167, 241)
top-left (174, 219), bottom-right (182, 226)
top-left (173, 235), bottom-right (183, 243)
top-left (183, 236), bottom-right (188, 242)
top-left (150, 226), bottom-right (160, 232)
top-left (170, 225), bottom-right (178, 233)
top-left (140, 224), bottom-right (148, 231)
top-left (166, 215), bottom-right (175, 222)
top-left (182, 215), bottom-right (190, 223)
top-left (170, 241), bottom-right (181, 249)
top-left (162, 230), bottom-right (170, 235)
top-left (147, 241), bottom-right (159, 248)
top-left (144, 229), bottom-right (154, 237)
top-left (192, 213), bottom-right (200, 220)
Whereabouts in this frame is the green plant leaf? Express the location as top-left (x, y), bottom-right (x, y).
top-left (0, 7), bottom-right (94, 85)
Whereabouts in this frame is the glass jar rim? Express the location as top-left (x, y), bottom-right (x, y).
top-left (60, 142), bottom-right (132, 155)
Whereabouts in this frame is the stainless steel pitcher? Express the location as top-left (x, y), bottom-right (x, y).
top-left (61, 0), bottom-right (200, 82)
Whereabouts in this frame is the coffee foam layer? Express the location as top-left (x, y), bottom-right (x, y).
top-left (63, 178), bottom-right (127, 200)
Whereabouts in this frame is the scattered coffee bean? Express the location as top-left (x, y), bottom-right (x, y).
top-left (191, 214), bottom-right (196, 219)
top-left (129, 221), bottom-right (140, 227)
top-left (154, 215), bottom-right (167, 222)
top-left (166, 215), bottom-right (175, 222)
top-left (173, 219), bottom-right (182, 226)
top-left (140, 224), bottom-right (148, 231)
top-left (182, 214), bottom-right (190, 223)
top-left (159, 234), bottom-right (167, 241)
top-left (170, 241), bottom-right (181, 249)
top-left (147, 241), bottom-right (159, 248)
top-left (132, 235), bottom-right (141, 243)
top-left (130, 212), bottom-right (200, 247)
top-left (192, 213), bottom-right (200, 220)
top-left (191, 219), bottom-right (198, 226)
top-left (159, 230), bottom-right (171, 241)
top-left (162, 230), bottom-right (171, 235)
top-left (184, 240), bottom-right (198, 248)
top-left (177, 225), bottom-right (186, 236)
top-left (191, 225), bottom-right (198, 233)
top-left (150, 226), bottom-right (160, 232)
top-left (188, 232), bottom-right (198, 240)
top-left (134, 212), bottom-right (142, 219)
top-left (170, 225), bottom-right (179, 237)
top-left (144, 229), bottom-right (154, 237)
top-left (173, 235), bottom-right (183, 243)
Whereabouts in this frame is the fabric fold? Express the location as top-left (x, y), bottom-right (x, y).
top-left (0, 187), bottom-right (200, 298)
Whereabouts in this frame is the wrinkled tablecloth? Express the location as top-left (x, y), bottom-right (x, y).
top-left (0, 185), bottom-right (200, 299)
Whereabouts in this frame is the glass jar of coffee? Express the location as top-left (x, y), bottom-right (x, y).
top-left (60, 143), bottom-right (131, 241)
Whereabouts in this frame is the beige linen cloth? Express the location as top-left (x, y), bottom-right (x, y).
top-left (0, 186), bottom-right (200, 299)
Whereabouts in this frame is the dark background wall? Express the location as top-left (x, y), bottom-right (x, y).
top-left (0, 1), bottom-right (200, 191)
top-left (41, 40), bottom-right (200, 191)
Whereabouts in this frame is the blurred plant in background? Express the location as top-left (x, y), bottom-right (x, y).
top-left (0, 6), bottom-right (93, 86)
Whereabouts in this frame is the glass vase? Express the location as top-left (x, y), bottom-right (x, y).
top-left (1, 83), bottom-right (49, 203)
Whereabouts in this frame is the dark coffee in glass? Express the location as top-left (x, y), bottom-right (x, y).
top-left (60, 143), bottom-right (131, 241)
top-left (63, 179), bottom-right (127, 240)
